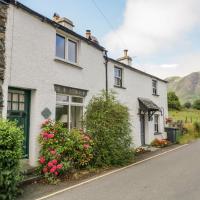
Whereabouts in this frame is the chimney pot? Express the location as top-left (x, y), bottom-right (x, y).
top-left (117, 49), bottom-right (132, 66)
top-left (86, 30), bottom-right (91, 40)
top-left (52, 14), bottom-right (74, 30)
top-left (124, 49), bottom-right (128, 57)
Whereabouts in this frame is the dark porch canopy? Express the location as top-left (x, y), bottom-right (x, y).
top-left (138, 97), bottom-right (161, 121)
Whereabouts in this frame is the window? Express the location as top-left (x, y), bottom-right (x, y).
top-left (152, 80), bottom-right (158, 95)
top-left (56, 34), bottom-right (65, 59)
top-left (55, 34), bottom-right (78, 64)
top-left (7, 90), bottom-right (25, 111)
top-left (114, 67), bottom-right (122, 87)
top-left (154, 115), bottom-right (159, 132)
top-left (72, 96), bottom-right (83, 103)
top-left (68, 39), bottom-right (77, 63)
top-left (56, 94), bottom-right (83, 130)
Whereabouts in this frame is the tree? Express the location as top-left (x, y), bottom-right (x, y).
top-left (193, 99), bottom-right (200, 110)
top-left (167, 92), bottom-right (181, 110)
top-left (85, 91), bottom-right (133, 167)
top-left (183, 101), bottom-right (192, 109)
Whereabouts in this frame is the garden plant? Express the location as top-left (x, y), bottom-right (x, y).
top-left (38, 120), bottom-right (94, 184)
top-left (0, 120), bottom-right (24, 200)
top-left (85, 91), bottom-right (134, 167)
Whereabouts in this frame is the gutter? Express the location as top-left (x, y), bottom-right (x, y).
top-left (0, 0), bottom-right (8, 4)
top-left (103, 50), bottom-right (108, 94)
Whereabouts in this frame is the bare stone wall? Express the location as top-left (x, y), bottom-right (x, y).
top-left (0, 2), bottom-right (8, 115)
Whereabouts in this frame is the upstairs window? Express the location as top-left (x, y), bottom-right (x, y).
top-left (56, 34), bottom-right (78, 64)
top-left (56, 34), bottom-right (65, 59)
top-left (154, 114), bottom-right (159, 132)
top-left (152, 80), bottom-right (158, 95)
top-left (114, 67), bottom-right (122, 87)
top-left (68, 39), bottom-right (77, 63)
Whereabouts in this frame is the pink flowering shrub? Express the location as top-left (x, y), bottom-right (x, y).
top-left (38, 120), bottom-right (94, 184)
top-left (38, 120), bottom-right (70, 183)
top-left (67, 129), bottom-right (94, 168)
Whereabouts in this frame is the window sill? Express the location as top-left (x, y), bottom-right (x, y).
top-left (54, 58), bottom-right (83, 69)
top-left (154, 132), bottom-right (162, 135)
top-left (114, 85), bottom-right (126, 89)
top-left (152, 94), bottom-right (160, 97)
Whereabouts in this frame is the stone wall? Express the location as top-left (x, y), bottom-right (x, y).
top-left (0, 2), bottom-right (8, 116)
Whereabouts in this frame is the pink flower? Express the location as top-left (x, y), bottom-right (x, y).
top-left (47, 161), bottom-right (53, 168)
top-left (50, 167), bottom-right (56, 173)
top-left (52, 159), bottom-right (58, 165)
top-left (48, 134), bottom-right (54, 139)
top-left (54, 171), bottom-right (58, 176)
top-left (42, 132), bottom-right (48, 138)
top-left (50, 150), bottom-right (56, 155)
top-left (42, 167), bottom-right (48, 173)
top-left (83, 135), bottom-right (90, 141)
top-left (83, 144), bottom-right (90, 149)
top-left (42, 119), bottom-right (50, 126)
top-left (56, 164), bottom-right (63, 169)
top-left (39, 156), bottom-right (45, 164)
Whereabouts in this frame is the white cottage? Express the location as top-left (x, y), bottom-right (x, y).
top-left (1, 0), bottom-right (168, 166)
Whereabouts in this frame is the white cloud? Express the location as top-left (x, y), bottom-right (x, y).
top-left (134, 52), bottom-right (200, 79)
top-left (160, 64), bottom-right (178, 68)
top-left (104, 0), bottom-right (200, 58)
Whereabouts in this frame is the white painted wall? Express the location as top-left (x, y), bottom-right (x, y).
top-left (4, 5), bottom-right (168, 166)
top-left (4, 6), bottom-right (106, 166)
top-left (107, 62), bottom-right (168, 147)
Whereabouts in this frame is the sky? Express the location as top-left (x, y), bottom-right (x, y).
top-left (18, 0), bottom-right (200, 79)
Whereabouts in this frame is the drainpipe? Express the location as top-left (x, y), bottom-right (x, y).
top-left (103, 50), bottom-right (108, 97)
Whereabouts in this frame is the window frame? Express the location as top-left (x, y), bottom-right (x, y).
top-left (55, 33), bottom-right (79, 65)
top-left (67, 39), bottom-right (78, 64)
top-left (114, 66), bottom-right (123, 88)
top-left (152, 80), bottom-right (158, 96)
top-left (7, 90), bottom-right (25, 112)
top-left (154, 114), bottom-right (159, 133)
top-left (56, 94), bottom-right (84, 130)
top-left (56, 34), bottom-right (66, 60)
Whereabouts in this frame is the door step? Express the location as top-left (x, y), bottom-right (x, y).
top-left (20, 174), bottom-right (41, 185)
top-left (20, 159), bottom-right (41, 185)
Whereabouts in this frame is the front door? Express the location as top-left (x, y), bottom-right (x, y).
top-left (140, 114), bottom-right (145, 146)
top-left (7, 88), bottom-right (30, 158)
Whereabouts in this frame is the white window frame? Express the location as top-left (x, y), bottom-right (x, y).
top-left (114, 66), bottom-right (123, 87)
top-left (55, 33), bottom-right (79, 65)
top-left (152, 80), bottom-right (158, 95)
top-left (154, 114), bottom-right (159, 133)
top-left (56, 94), bottom-right (84, 130)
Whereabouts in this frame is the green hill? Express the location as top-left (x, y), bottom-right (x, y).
top-left (166, 72), bottom-right (200, 104)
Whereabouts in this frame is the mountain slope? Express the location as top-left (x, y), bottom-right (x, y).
top-left (166, 72), bottom-right (200, 104)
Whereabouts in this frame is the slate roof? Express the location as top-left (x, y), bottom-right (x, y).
top-left (138, 97), bottom-right (160, 111)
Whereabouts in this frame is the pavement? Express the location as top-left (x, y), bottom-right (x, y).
top-left (18, 141), bottom-right (200, 200)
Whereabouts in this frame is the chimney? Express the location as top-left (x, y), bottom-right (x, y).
top-left (117, 49), bottom-right (132, 66)
top-left (85, 30), bottom-right (92, 40)
top-left (53, 13), bottom-right (74, 30)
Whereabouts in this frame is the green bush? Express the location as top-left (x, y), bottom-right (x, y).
top-left (85, 91), bottom-right (133, 167)
top-left (0, 120), bottom-right (24, 200)
top-left (193, 122), bottom-right (200, 137)
top-left (168, 92), bottom-right (181, 110)
top-left (38, 120), bottom-right (94, 184)
top-left (183, 102), bottom-right (192, 109)
top-left (193, 99), bottom-right (200, 110)
top-left (67, 129), bottom-right (94, 169)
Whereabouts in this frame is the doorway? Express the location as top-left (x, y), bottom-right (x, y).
top-left (7, 88), bottom-right (30, 158)
top-left (140, 114), bottom-right (145, 146)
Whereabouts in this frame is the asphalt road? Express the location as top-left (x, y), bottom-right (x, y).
top-left (44, 141), bottom-right (200, 200)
